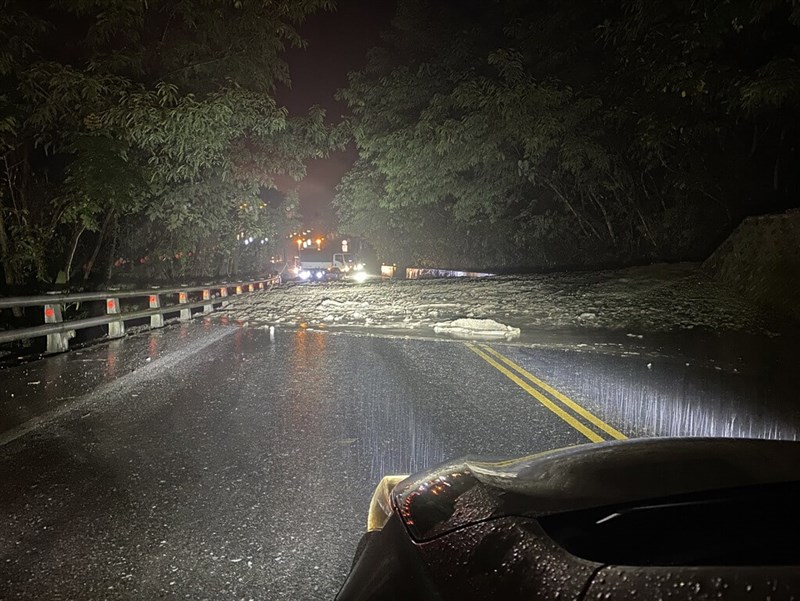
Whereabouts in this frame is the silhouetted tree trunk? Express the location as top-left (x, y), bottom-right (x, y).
top-left (64, 224), bottom-right (86, 283)
top-left (83, 210), bottom-right (114, 282)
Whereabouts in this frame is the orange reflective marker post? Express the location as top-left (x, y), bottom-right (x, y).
top-left (44, 303), bottom-right (73, 353)
top-left (178, 290), bottom-right (191, 321)
top-left (106, 297), bottom-right (124, 338)
top-left (149, 293), bottom-right (164, 329)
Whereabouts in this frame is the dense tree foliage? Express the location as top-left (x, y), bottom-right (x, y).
top-left (336, 0), bottom-right (800, 269)
top-left (0, 0), bottom-right (339, 290)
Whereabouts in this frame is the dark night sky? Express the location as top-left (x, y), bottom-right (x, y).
top-left (274, 0), bottom-right (395, 230)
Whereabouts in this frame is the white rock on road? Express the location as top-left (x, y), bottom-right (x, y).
top-left (433, 318), bottom-right (521, 341)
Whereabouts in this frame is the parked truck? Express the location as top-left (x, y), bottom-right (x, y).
top-left (294, 248), bottom-right (366, 282)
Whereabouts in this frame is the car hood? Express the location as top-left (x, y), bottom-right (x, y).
top-left (392, 437), bottom-right (800, 541)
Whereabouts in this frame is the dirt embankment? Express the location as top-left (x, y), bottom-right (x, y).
top-left (704, 211), bottom-right (800, 324)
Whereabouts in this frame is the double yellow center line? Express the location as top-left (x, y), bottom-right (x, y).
top-left (466, 343), bottom-right (626, 443)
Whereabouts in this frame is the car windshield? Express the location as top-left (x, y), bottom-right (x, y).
top-left (0, 1), bottom-right (798, 600)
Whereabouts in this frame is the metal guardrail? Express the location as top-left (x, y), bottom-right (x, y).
top-left (404, 267), bottom-right (494, 279)
top-left (0, 277), bottom-right (280, 354)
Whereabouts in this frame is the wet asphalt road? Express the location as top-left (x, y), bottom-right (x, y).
top-left (1, 321), bottom-right (798, 600)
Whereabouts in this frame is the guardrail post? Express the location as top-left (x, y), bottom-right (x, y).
top-left (106, 298), bottom-right (124, 338)
top-left (179, 291), bottom-right (191, 321)
top-left (44, 304), bottom-right (74, 353)
top-left (202, 289), bottom-right (213, 313)
top-left (149, 293), bottom-right (164, 328)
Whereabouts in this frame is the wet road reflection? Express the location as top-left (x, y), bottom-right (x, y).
top-left (497, 340), bottom-right (800, 441)
top-left (0, 324), bottom-right (796, 600)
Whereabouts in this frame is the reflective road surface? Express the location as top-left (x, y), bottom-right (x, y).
top-left (1, 321), bottom-right (798, 599)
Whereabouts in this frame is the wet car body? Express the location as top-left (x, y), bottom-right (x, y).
top-left (336, 438), bottom-right (800, 600)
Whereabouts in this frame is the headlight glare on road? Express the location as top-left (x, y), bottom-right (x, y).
top-left (353, 271), bottom-right (369, 284)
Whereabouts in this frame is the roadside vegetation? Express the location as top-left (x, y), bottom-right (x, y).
top-left (0, 0), bottom-right (341, 292)
top-left (2, 0), bottom-right (798, 292)
top-left (336, 0), bottom-right (800, 270)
